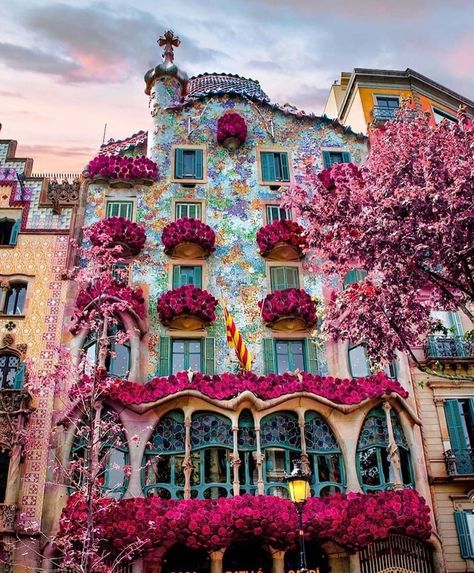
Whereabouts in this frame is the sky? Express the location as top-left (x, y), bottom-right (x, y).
top-left (0, 0), bottom-right (473, 173)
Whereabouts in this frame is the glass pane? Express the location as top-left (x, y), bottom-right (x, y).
top-left (359, 447), bottom-right (380, 486)
top-left (317, 454), bottom-right (341, 483)
top-left (204, 448), bottom-right (228, 483)
top-left (14, 286), bottom-right (26, 314)
top-left (203, 486), bottom-right (227, 499)
top-left (320, 485), bottom-right (340, 497)
top-left (174, 454), bottom-right (185, 487)
top-left (274, 154), bottom-right (282, 180)
top-left (172, 340), bottom-right (185, 373)
top-left (376, 97), bottom-right (399, 109)
top-left (265, 448), bottom-right (287, 483)
top-left (349, 345), bottom-right (370, 377)
top-left (110, 343), bottom-right (129, 377)
top-left (275, 342), bottom-right (290, 373)
top-left (183, 151), bottom-right (196, 177)
top-left (105, 448), bottom-right (126, 492)
top-left (190, 452), bottom-right (200, 486)
top-left (399, 448), bottom-right (412, 485)
top-left (268, 485), bottom-right (289, 498)
top-left (291, 341), bottom-right (305, 371)
top-left (329, 152), bottom-right (344, 165)
top-left (180, 267), bottom-right (196, 285)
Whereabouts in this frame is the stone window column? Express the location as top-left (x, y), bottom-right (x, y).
top-left (210, 550), bottom-right (224, 573)
top-left (231, 424), bottom-right (240, 496)
top-left (255, 424), bottom-right (265, 495)
top-left (383, 401), bottom-right (403, 490)
top-left (298, 411), bottom-right (310, 475)
top-left (183, 416), bottom-right (192, 499)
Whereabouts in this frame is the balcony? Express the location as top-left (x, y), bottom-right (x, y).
top-left (371, 105), bottom-right (399, 123)
top-left (425, 335), bottom-right (474, 362)
top-left (0, 504), bottom-right (16, 531)
top-left (445, 448), bottom-right (474, 476)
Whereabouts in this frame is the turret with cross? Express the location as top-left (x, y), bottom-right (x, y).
top-left (144, 30), bottom-right (188, 98)
top-left (159, 30), bottom-right (181, 68)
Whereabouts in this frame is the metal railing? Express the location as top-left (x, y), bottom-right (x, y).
top-left (445, 448), bottom-right (474, 476)
top-left (425, 335), bottom-right (474, 359)
top-left (371, 105), bottom-right (399, 121)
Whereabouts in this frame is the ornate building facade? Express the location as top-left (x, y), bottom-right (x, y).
top-left (2, 33), bottom-right (472, 573)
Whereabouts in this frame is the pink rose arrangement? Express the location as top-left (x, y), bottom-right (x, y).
top-left (87, 217), bottom-right (146, 257)
top-left (57, 490), bottom-right (431, 562)
top-left (256, 220), bottom-right (307, 258)
top-left (71, 281), bottom-right (145, 333)
top-left (259, 288), bottom-right (317, 328)
top-left (161, 218), bottom-right (216, 256)
top-left (217, 112), bottom-right (248, 146)
top-left (86, 155), bottom-right (158, 182)
top-left (157, 285), bottom-right (218, 326)
top-left (106, 371), bottom-right (408, 406)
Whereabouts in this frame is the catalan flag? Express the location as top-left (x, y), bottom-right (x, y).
top-left (224, 307), bottom-right (252, 371)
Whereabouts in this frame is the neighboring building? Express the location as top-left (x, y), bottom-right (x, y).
top-left (0, 136), bottom-right (79, 569)
top-left (38, 34), bottom-right (446, 573)
top-left (324, 68), bottom-right (474, 134)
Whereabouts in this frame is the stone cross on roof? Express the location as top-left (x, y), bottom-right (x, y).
top-left (158, 30), bottom-right (181, 67)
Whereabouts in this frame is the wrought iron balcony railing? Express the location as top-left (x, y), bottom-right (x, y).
top-left (425, 335), bottom-right (474, 360)
top-left (445, 448), bottom-right (474, 476)
top-left (371, 106), bottom-right (399, 122)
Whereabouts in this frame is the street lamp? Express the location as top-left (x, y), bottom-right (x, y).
top-left (287, 461), bottom-right (311, 573)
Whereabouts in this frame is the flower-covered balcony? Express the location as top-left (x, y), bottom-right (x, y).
top-left (256, 220), bottom-right (307, 261)
top-left (259, 288), bottom-right (317, 331)
top-left (157, 285), bottom-right (218, 330)
top-left (88, 217), bottom-right (146, 258)
top-left (161, 218), bottom-right (216, 259)
top-left (86, 154), bottom-right (158, 187)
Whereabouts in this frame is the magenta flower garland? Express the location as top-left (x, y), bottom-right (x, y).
top-left (259, 288), bottom-right (317, 328)
top-left (87, 217), bottom-right (146, 257)
top-left (86, 155), bottom-right (158, 182)
top-left (57, 490), bottom-right (431, 561)
top-left (256, 220), bottom-right (307, 258)
top-left (157, 285), bottom-right (218, 327)
top-left (106, 371), bottom-right (408, 405)
top-left (217, 112), bottom-right (248, 146)
top-left (161, 218), bottom-right (216, 256)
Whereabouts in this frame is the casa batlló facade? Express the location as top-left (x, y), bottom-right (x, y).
top-left (1, 31), bottom-right (473, 573)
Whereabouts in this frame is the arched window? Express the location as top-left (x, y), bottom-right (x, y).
top-left (357, 407), bottom-right (413, 492)
top-left (190, 412), bottom-right (232, 499)
top-left (0, 354), bottom-right (24, 389)
top-left (305, 411), bottom-right (345, 496)
top-left (83, 321), bottom-right (130, 377)
top-left (3, 282), bottom-right (27, 315)
top-left (237, 409), bottom-right (257, 495)
top-left (70, 408), bottom-right (128, 499)
top-left (0, 217), bottom-right (20, 246)
top-left (0, 451), bottom-right (10, 503)
top-left (143, 410), bottom-right (186, 499)
top-left (260, 411), bottom-right (301, 497)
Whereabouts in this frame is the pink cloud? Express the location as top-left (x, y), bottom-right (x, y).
top-left (442, 35), bottom-right (474, 78)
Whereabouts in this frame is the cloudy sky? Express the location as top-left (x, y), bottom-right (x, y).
top-left (1, 0), bottom-right (473, 172)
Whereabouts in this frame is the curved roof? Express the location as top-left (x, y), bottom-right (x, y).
top-left (185, 73), bottom-right (269, 103)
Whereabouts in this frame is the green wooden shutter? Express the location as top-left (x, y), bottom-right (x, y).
top-left (194, 150), bottom-right (204, 180)
top-left (263, 339), bottom-right (275, 374)
top-left (261, 153), bottom-right (276, 182)
top-left (175, 149), bottom-right (184, 179)
top-left (9, 219), bottom-right (20, 246)
top-left (194, 266), bottom-right (202, 288)
top-left (444, 400), bottom-right (466, 451)
top-left (204, 337), bottom-right (215, 375)
top-left (454, 511), bottom-right (474, 558)
top-left (172, 266), bottom-right (181, 289)
top-left (159, 336), bottom-right (171, 376)
top-left (450, 312), bottom-right (463, 335)
top-left (13, 362), bottom-right (25, 389)
top-left (279, 153), bottom-right (290, 181)
top-left (304, 339), bottom-right (319, 374)
top-left (322, 151), bottom-right (332, 169)
top-left (342, 152), bottom-right (351, 163)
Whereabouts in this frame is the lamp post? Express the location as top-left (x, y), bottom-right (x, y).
top-left (287, 461), bottom-right (311, 573)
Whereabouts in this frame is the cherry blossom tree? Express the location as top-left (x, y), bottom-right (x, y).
top-left (286, 104), bottom-right (473, 368)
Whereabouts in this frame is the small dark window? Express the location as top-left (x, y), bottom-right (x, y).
top-left (175, 202), bottom-right (202, 220)
top-left (174, 149), bottom-right (204, 181)
top-left (322, 151), bottom-right (351, 169)
top-left (3, 283), bottom-right (27, 315)
top-left (0, 451), bottom-right (10, 503)
top-left (433, 107), bottom-right (457, 124)
top-left (172, 265), bottom-right (202, 289)
top-left (0, 354), bottom-right (21, 389)
top-left (375, 96), bottom-right (400, 109)
top-left (105, 201), bottom-right (133, 220)
top-left (0, 218), bottom-right (20, 246)
top-left (266, 205), bottom-right (291, 223)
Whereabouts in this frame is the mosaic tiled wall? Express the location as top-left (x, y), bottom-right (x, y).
top-left (83, 94), bottom-right (367, 379)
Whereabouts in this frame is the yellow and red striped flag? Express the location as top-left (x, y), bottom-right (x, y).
top-left (224, 307), bottom-right (252, 371)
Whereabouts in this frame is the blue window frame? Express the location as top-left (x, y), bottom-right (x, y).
top-left (172, 265), bottom-right (202, 289)
top-left (322, 150), bottom-right (351, 168)
top-left (0, 217), bottom-right (20, 246)
top-left (190, 412), bottom-right (233, 499)
top-left (305, 411), bottom-right (345, 496)
top-left (260, 151), bottom-right (290, 183)
top-left (174, 148), bottom-right (204, 180)
top-left (260, 412), bottom-right (301, 497)
top-left (143, 410), bottom-right (186, 499)
top-left (357, 407), bottom-right (413, 492)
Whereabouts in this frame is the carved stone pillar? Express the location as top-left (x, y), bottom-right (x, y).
top-left (255, 427), bottom-right (265, 495)
top-left (383, 401), bottom-right (403, 490)
top-left (210, 550), bottom-right (224, 573)
top-left (183, 417), bottom-right (192, 499)
top-left (4, 444), bottom-right (22, 506)
top-left (298, 412), bottom-right (311, 475)
top-left (271, 550), bottom-right (285, 573)
top-left (231, 425), bottom-right (240, 496)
